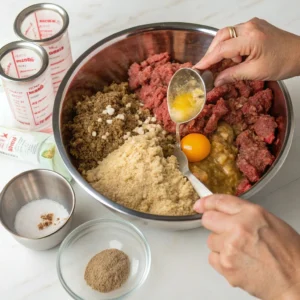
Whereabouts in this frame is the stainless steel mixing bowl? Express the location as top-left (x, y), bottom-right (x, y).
top-left (53, 23), bottom-right (294, 230)
top-left (0, 169), bottom-right (75, 250)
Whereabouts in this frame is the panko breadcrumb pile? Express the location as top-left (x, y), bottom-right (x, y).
top-left (86, 125), bottom-right (198, 216)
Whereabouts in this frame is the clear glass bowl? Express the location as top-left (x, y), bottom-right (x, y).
top-left (57, 218), bottom-right (151, 299)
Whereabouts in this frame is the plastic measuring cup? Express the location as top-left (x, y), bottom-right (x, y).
top-left (14, 3), bottom-right (73, 94)
top-left (0, 41), bottom-right (54, 131)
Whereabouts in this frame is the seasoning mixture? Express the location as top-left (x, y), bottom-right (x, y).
top-left (86, 126), bottom-right (198, 216)
top-left (66, 82), bottom-right (153, 173)
top-left (84, 249), bottom-right (130, 293)
top-left (14, 199), bottom-right (69, 238)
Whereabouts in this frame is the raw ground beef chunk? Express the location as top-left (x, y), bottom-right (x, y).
top-left (204, 98), bottom-right (229, 134)
top-left (253, 115), bottom-right (277, 144)
top-left (236, 130), bottom-right (275, 182)
top-left (128, 56), bottom-right (280, 194)
top-left (128, 52), bottom-right (192, 133)
top-left (236, 178), bottom-right (252, 195)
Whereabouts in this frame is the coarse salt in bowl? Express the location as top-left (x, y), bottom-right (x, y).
top-left (0, 169), bottom-right (75, 251)
top-left (57, 218), bottom-right (151, 300)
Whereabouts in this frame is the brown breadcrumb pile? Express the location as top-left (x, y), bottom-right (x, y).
top-left (66, 82), bottom-right (153, 173)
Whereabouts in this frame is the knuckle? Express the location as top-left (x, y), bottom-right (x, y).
top-left (233, 223), bottom-right (249, 237)
top-left (230, 72), bottom-right (240, 82)
top-left (202, 211), bottom-right (212, 226)
top-left (218, 27), bottom-right (229, 38)
top-left (254, 30), bottom-right (267, 41)
top-left (208, 252), bottom-right (217, 266)
top-left (207, 234), bottom-right (214, 248)
top-left (226, 238), bottom-right (240, 253)
top-left (220, 252), bottom-right (235, 271)
top-left (216, 42), bottom-right (225, 55)
top-left (227, 276), bottom-right (240, 288)
top-left (214, 194), bottom-right (226, 209)
top-left (250, 17), bottom-right (260, 23)
top-left (245, 20), bottom-right (256, 30)
top-left (249, 204), bottom-right (265, 219)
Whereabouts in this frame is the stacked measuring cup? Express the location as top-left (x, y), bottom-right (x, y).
top-left (0, 3), bottom-right (73, 132)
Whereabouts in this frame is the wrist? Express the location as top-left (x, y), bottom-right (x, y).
top-left (289, 34), bottom-right (300, 78)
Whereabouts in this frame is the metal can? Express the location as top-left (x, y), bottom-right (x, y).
top-left (14, 3), bottom-right (73, 94)
top-left (0, 41), bottom-right (54, 131)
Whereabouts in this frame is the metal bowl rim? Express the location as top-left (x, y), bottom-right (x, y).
top-left (53, 22), bottom-right (294, 223)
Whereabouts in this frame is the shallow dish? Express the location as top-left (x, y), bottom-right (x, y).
top-left (57, 218), bottom-right (151, 299)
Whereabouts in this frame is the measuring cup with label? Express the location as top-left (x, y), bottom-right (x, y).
top-left (0, 41), bottom-right (54, 131)
top-left (14, 3), bottom-right (73, 94)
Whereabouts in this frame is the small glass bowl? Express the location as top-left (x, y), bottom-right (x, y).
top-left (57, 218), bottom-right (151, 299)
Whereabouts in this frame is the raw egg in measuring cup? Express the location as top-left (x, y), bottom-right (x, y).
top-left (181, 133), bottom-right (211, 162)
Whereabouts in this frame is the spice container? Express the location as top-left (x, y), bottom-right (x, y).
top-left (14, 3), bottom-right (73, 94)
top-left (0, 169), bottom-right (75, 251)
top-left (57, 219), bottom-right (151, 299)
top-left (0, 41), bottom-right (54, 131)
top-left (0, 126), bottom-right (72, 181)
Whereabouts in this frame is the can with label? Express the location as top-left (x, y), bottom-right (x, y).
top-left (0, 41), bottom-right (54, 131)
top-left (14, 3), bottom-right (73, 94)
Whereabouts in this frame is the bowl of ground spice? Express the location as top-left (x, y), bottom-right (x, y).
top-left (57, 218), bottom-right (151, 299)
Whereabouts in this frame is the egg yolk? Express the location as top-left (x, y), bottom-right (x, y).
top-left (181, 133), bottom-right (211, 162)
top-left (170, 92), bottom-right (197, 122)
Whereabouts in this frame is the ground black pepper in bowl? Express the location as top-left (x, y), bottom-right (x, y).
top-left (84, 248), bottom-right (130, 293)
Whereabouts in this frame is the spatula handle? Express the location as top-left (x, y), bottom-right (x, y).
top-left (187, 171), bottom-right (213, 198)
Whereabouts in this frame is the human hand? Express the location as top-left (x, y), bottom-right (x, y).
top-left (195, 18), bottom-right (300, 86)
top-left (194, 195), bottom-right (300, 300)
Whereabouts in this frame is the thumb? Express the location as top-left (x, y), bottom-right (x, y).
top-left (214, 61), bottom-right (259, 86)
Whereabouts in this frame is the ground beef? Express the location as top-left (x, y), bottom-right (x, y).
top-left (235, 81), bottom-right (252, 98)
top-left (249, 88), bottom-right (273, 113)
top-left (247, 80), bottom-right (265, 93)
top-left (236, 178), bottom-right (252, 195)
top-left (207, 85), bottom-right (230, 103)
top-left (253, 115), bottom-right (277, 144)
top-left (204, 98), bottom-right (229, 134)
top-left (236, 130), bottom-right (275, 182)
top-left (128, 52), bottom-right (192, 134)
top-left (128, 55), bottom-right (280, 194)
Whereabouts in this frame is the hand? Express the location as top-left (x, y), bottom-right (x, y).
top-left (194, 195), bottom-right (300, 300)
top-left (195, 18), bottom-right (300, 86)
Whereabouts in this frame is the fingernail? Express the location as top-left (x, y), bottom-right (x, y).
top-left (193, 199), bottom-right (204, 212)
top-left (194, 59), bottom-right (206, 70)
top-left (214, 78), bottom-right (225, 87)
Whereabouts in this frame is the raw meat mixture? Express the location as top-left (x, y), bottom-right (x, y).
top-left (128, 53), bottom-right (280, 194)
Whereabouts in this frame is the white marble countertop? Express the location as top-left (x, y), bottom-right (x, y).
top-left (0, 0), bottom-right (300, 299)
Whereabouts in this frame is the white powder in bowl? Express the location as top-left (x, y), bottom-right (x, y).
top-left (14, 199), bottom-right (69, 239)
